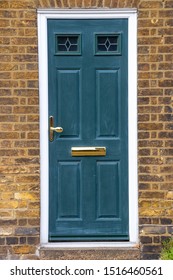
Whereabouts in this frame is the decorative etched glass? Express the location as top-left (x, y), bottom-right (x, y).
top-left (56, 35), bottom-right (81, 54)
top-left (96, 34), bottom-right (121, 55)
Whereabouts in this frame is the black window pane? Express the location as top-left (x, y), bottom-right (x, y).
top-left (57, 36), bottom-right (79, 53)
top-left (109, 44), bottom-right (118, 51)
top-left (69, 45), bottom-right (78, 51)
top-left (97, 35), bottom-right (119, 53)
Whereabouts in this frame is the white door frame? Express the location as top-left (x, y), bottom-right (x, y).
top-left (37, 9), bottom-right (138, 247)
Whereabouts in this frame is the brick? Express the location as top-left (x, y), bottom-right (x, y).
top-left (138, 132), bottom-right (150, 139)
top-left (0, 201), bottom-right (18, 209)
top-left (138, 63), bottom-right (150, 71)
top-left (139, 200), bottom-right (151, 208)
top-left (138, 46), bottom-right (150, 54)
top-left (165, 1), bottom-right (173, 8)
top-left (12, 55), bottom-right (37, 62)
top-left (0, 98), bottom-right (18, 105)
top-left (160, 218), bottom-right (172, 225)
top-left (165, 19), bottom-right (173, 26)
top-left (0, 220), bottom-right (17, 226)
top-left (27, 132), bottom-right (39, 139)
top-left (138, 149), bottom-right (150, 156)
top-left (140, 191), bottom-right (165, 199)
top-left (11, 37), bottom-right (37, 46)
top-left (0, 150), bottom-right (18, 156)
top-left (0, 238), bottom-right (5, 245)
top-left (140, 208), bottom-right (166, 216)
top-left (159, 80), bottom-right (173, 87)
top-left (14, 175), bottom-right (39, 183)
top-left (165, 140), bottom-right (173, 147)
top-left (158, 27), bottom-right (173, 35)
top-left (27, 237), bottom-right (40, 245)
top-left (166, 191), bottom-right (173, 199)
top-left (15, 157), bottom-right (39, 165)
top-left (11, 19), bottom-right (36, 28)
top-left (0, 73), bottom-right (11, 79)
top-left (0, 81), bottom-right (18, 88)
top-left (0, 19), bottom-right (10, 27)
top-left (28, 219), bottom-right (40, 226)
top-left (159, 149), bottom-right (173, 156)
top-left (141, 253), bottom-right (160, 260)
top-left (138, 123), bottom-right (163, 130)
top-left (14, 192), bottom-right (39, 200)
top-left (0, 211), bottom-right (14, 219)
top-left (15, 210), bottom-right (39, 218)
top-left (28, 202), bottom-right (40, 209)
top-left (139, 1), bottom-right (163, 8)
top-left (13, 72), bottom-right (38, 80)
top-left (140, 236), bottom-right (152, 244)
top-left (10, 1), bottom-right (36, 9)
top-left (28, 149), bottom-right (39, 156)
top-left (13, 106), bottom-right (38, 114)
top-left (15, 227), bottom-right (39, 236)
top-left (139, 183), bottom-right (150, 190)
top-left (0, 89), bottom-right (11, 96)
top-left (0, 247), bottom-right (8, 255)
top-left (138, 140), bottom-right (163, 147)
top-left (138, 37), bottom-right (162, 45)
top-left (139, 89), bottom-right (163, 96)
top-left (153, 236), bottom-right (160, 243)
top-left (14, 124), bottom-right (38, 131)
top-left (0, 28), bottom-right (18, 36)
top-left (159, 132), bottom-right (173, 138)
top-left (165, 72), bottom-right (173, 78)
top-left (139, 218), bottom-right (151, 224)
top-left (142, 245), bottom-right (161, 254)
top-left (159, 114), bottom-right (173, 121)
top-left (138, 19), bottom-right (163, 28)
top-left (158, 46), bottom-right (173, 53)
top-left (165, 106), bottom-right (172, 113)
top-left (0, 227), bottom-right (13, 236)
top-left (18, 219), bottom-right (27, 226)
top-left (12, 245), bottom-right (35, 254)
top-left (139, 176), bottom-right (164, 183)
top-left (75, 0), bottom-right (83, 7)
top-left (166, 209), bottom-right (173, 215)
top-left (167, 227), bottom-right (173, 234)
top-left (19, 237), bottom-right (27, 244)
top-left (6, 237), bottom-right (18, 245)
top-left (139, 106), bottom-right (162, 113)
top-left (141, 226), bottom-right (166, 234)
top-left (14, 140), bottom-right (39, 148)
top-left (138, 114), bottom-right (150, 121)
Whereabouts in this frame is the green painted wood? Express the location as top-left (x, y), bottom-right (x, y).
top-left (48, 19), bottom-right (128, 241)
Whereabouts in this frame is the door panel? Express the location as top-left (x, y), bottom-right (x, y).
top-left (48, 19), bottom-right (128, 241)
top-left (56, 69), bottom-right (80, 138)
top-left (96, 161), bottom-right (119, 219)
top-left (96, 69), bottom-right (119, 138)
top-left (57, 161), bottom-right (81, 220)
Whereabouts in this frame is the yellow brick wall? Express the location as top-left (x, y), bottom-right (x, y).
top-left (0, 0), bottom-right (173, 259)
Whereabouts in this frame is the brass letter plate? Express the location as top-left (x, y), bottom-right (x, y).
top-left (71, 147), bottom-right (106, 157)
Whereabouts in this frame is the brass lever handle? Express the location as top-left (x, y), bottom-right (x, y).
top-left (50, 126), bottom-right (63, 133)
top-left (49, 116), bottom-right (63, 141)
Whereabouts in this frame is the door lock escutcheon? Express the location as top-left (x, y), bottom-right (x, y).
top-left (49, 116), bottom-right (63, 141)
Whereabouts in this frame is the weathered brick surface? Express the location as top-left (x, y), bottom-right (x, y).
top-left (0, 0), bottom-right (173, 260)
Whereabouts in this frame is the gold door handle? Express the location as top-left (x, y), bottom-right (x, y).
top-left (50, 126), bottom-right (63, 133)
top-left (49, 116), bottom-right (63, 141)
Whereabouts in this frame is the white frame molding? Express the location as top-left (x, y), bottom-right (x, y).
top-left (38, 9), bottom-right (138, 248)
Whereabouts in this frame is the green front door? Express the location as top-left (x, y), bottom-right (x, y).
top-left (48, 19), bottom-right (128, 241)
